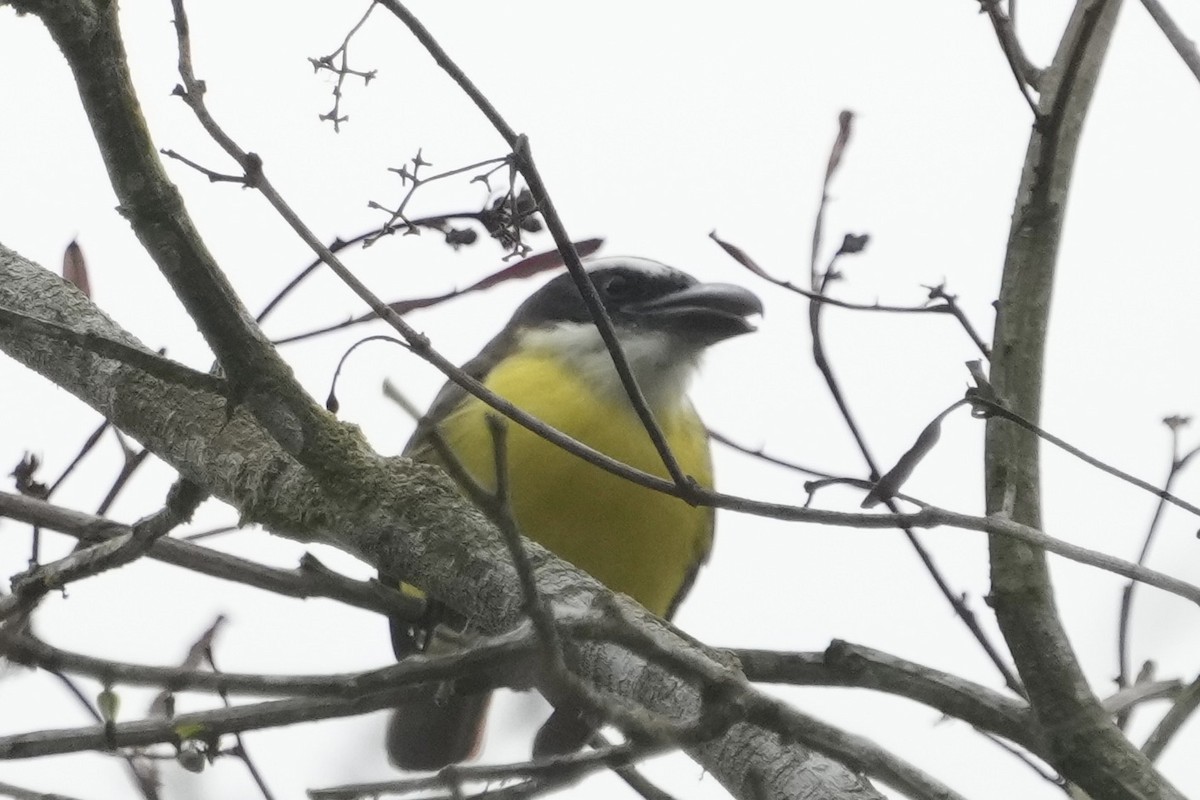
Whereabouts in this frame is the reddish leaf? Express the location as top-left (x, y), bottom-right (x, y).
top-left (11, 453), bottom-right (49, 499)
top-left (62, 240), bottom-right (91, 299)
top-left (836, 233), bottom-right (870, 256)
top-left (284, 240), bottom-right (605, 344)
top-left (861, 406), bottom-right (953, 509)
top-left (383, 239), bottom-right (604, 315)
top-left (386, 291), bottom-right (456, 315)
top-left (824, 110), bottom-right (855, 188)
top-left (466, 238), bottom-right (604, 293)
top-left (709, 231), bottom-right (774, 281)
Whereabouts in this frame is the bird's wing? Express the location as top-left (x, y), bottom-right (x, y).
top-left (403, 326), bottom-right (516, 460)
top-left (666, 407), bottom-right (716, 621)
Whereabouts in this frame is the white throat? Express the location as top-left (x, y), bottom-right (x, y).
top-left (519, 322), bottom-right (700, 411)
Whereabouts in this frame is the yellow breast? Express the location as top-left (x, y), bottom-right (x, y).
top-left (432, 351), bottom-right (714, 617)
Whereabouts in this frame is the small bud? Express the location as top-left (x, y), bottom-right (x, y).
top-left (97, 687), bottom-right (120, 723)
top-left (177, 740), bottom-right (206, 773)
top-left (62, 241), bottom-right (92, 299)
top-left (836, 233), bottom-right (870, 255)
top-left (444, 228), bottom-right (478, 248)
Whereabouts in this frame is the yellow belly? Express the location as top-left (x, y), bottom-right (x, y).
top-left (431, 352), bottom-right (714, 617)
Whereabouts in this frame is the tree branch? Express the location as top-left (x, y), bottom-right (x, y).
top-left (0, 491), bottom-right (422, 620)
top-left (1142, 672), bottom-right (1200, 761)
top-left (983, 0), bottom-right (1185, 796)
top-left (1139, 0), bottom-right (1200, 85)
top-left (736, 640), bottom-right (1039, 754)
top-left (12, 0), bottom-right (358, 482)
top-left (0, 244), bottom-right (883, 798)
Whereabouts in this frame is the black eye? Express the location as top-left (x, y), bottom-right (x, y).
top-left (602, 274), bottom-right (631, 298)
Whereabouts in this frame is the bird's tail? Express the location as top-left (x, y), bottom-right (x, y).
top-left (383, 586), bottom-right (492, 771)
top-left (386, 690), bottom-right (491, 771)
top-left (533, 705), bottom-right (595, 758)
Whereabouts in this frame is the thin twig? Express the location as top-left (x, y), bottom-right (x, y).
top-left (708, 430), bottom-right (836, 479)
top-left (367, 153), bottom-right (511, 243)
top-left (172, 0), bottom-right (695, 501)
top-left (95, 448), bottom-right (152, 517)
top-left (373, 0), bottom-right (696, 498)
top-left (0, 307), bottom-right (226, 396)
top-left (206, 648), bottom-right (277, 800)
top-left (45, 420), bottom-right (109, 497)
top-left (979, 0), bottom-right (1044, 114)
top-left (805, 112), bottom-right (1024, 696)
top-left (1143, 672), bottom-right (1200, 761)
top-left (975, 398), bottom-right (1200, 518)
top-left (1116, 423), bottom-right (1197, 729)
top-left (309, 0), bottom-right (379, 131)
top-left (0, 481), bottom-right (203, 620)
top-left (712, 232), bottom-right (992, 358)
top-left (1139, 0), bottom-right (1200, 85)
top-left (308, 741), bottom-right (666, 800)
top-left (483, 416), bottom-right (566, 670)
top-left (0, 626), bottom-right (534, 698)
top-left (0, 779), bottom-right (90, 800)
top-left (974, 731), bottom-right (1063, 786)
top-left (1102, 678), bottom-right (1181, 716)
top-left (736, 641), bottom-right (1036, 752)
top-left (0, 492), bottom-right (424, 620)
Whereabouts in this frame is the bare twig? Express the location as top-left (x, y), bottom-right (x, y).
top-left (0, 686), bottom-right (451, 759)
top-left (1101, 678), bottom-right (1181, 717)
top-left (1116, 421), bottom-right (1198, 729)
top-left (709, 429), bottom-right (835, 480)
top-left (736, 641), bottom-right (1037, 753)
top-left (0, 481), bottom-right (203, 620)
top-left (166, 0), bottom-right (703, 513)
top-left (804, 112), bottom-right (1023, 696)
top-left (0, 492), bottom-right (423, 620)
top-left (484, 417), bottom-right (566, 671)
top-left (272, 239), bottom-right (599, 347)
top-left (205, 647), bottom-right (278, 800)
top-left (1139, 0), bottom-right (1200, 85)
top-left (21, 0), bottom-right (334, 476)
top-left (711, 233), bottom-right (992, 358)
top-left (924, 283), bottom-right (993, 358)
top-left (366, 153), bottom-right (512, 243)
top-left (979, 0), bottom-right (1044, 114)
top-left (1143, 672), bottom-right (1200, 761)
top-left (975, 731), bottom-right (1063, 787)
top-left (45, 420), bottom-right (110, 497)
top-left (0, 307), bottom-right (225, 396)
top-left (974, 398), bottom-right (1200, 519)
top-left (0, 779), bottom-right (90, 800)
top-left (0, 625), bottom-right (534, 699)
top-left (94, 448), bottom-right (152, 517)
top-left (372, 0), bottom-right (698, 499)
top-left (307, 741), bottom-right (666, 800)
top-left (309, 1), bottom-right (379, 131)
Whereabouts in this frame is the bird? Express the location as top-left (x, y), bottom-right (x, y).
top-left (384, 255), bottom-right (763, 770)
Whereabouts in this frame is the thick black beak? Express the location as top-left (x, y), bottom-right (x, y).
top-left (623, 282), bottom-right (763, 344)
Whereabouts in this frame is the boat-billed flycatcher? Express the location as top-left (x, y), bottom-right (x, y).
top-left (385, 256), bottom-right (762, 770)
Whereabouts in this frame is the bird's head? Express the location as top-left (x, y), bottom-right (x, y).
top-left (508, 256), bottom-right (763, 407)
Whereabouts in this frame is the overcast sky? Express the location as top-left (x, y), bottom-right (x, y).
top-left (3, 2), bottom-right (1200, 798)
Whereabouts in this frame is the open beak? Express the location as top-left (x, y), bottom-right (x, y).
top-left (623, 282), bottom-right (763, 344)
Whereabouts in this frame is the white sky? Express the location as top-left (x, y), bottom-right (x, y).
top-left (2, 1), bottom-right (1200, 798)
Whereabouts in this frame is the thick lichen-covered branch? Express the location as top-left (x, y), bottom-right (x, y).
top-left (0, 243), bottom-right (886, 799)
top-left (7, 0), bottom-right (358, 480)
